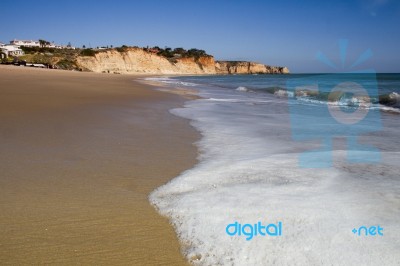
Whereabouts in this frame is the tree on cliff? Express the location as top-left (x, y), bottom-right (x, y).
top-left (39, 39), bottom-right (50, 48)
top-left (157, 47), bottom-right (174, 58)
top-left (187, 48), bottom-right (208, 59)
top-left (154, 46), bottom-right (210, 59)
top-left (173, 47), bottom-right (186, 55)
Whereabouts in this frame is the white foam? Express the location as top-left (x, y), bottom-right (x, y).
top-left (236, 86), bottom-right (250, 92)
top-left (388, 92), bottom-right (400, 107)
top-left (150, 82), bottom-right (400, 265)
top-left (206, 98), bottom-right (241, 103)
top-left (274, 89), bottom-right (294, 98)
top-left (389, 92), bottom-right (400, 100)
top-left (144, 77), bottom-right (198, 87)
top-left (379, 105), bottom-right (400, 113)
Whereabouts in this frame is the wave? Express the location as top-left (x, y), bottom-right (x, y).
top-left (378, 92), bottom-right (400, 108)
top-left (274, 89), bottom-right (294, 98)
top-left (259, 86), bottom-right (400, 113)
top-left (150, 86), bottom-right (400, 264)
top-left (206, 98), bottom-right (242, 103)
top-left (148, 76), bottom-right (400, 113)
top-left (235, 86), bottom-right (250, 92)
top-left (144, 77), bottom-right (199, 87)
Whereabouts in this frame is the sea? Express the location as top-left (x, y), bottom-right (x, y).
top-left (147, 74), bottom-right (400, 265)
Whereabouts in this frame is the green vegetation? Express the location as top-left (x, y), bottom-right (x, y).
top-left (56, 59), bottom-right (78, 70)
top-left (19, 53), bottom-right (53, 65)
top-left (116, 45), bottom-right (129, 52)
top-left (1, 56), bottom-right (14, 63)
top-left (19, 46), bottom-right (81, 70)
top-left (39, 39), bottom-right (51, 47)
top-left (143, 46), bottom-right (210, 59)
top-left (186, 48), bottom-right (209, 58)
top-left (80, 49), bottom-right (97, 56)
top-left (20, 46), bottom-right (56, 54)
top-left (141, 46), bottom-right (210, 64)
top-left (4, 42), bottom-right (212, 70)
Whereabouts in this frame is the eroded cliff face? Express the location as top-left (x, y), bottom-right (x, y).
top-left (76, 48), bottom-right (289, 75)
top-left (215, 61), bottom-right (289, 74)
top-left (76, 48), bottom-right (216, 74)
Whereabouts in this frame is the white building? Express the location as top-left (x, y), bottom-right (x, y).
top-left (10, 39), bottom-right (40, 47)
top-left (10, 39), bottom-right (76, 49)
top-left (1, 45), bottom-right (24, 57)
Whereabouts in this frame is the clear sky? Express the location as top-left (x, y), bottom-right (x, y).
top-left (1, 0), bottom-right (399, 73)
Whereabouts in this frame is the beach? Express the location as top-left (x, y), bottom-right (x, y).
top-left (0, 65), bottom-right (198, 265)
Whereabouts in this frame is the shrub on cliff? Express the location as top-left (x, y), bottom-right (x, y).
top-left (157, 49), bottom-right (174, 58)
top-left (116, 45), bottom-right (129, 52)
top-left (80, 49), bottom-right (96, 56)
top-left (173, 47), bottom-right (186, 55)
top-left (154, 47), bottom-right (210, 60)
top-left (81, 49), bottom-right (96, 56)
top-left (56, 59), bottom-right (78, 70)
top-left (186, 48), bottom-right (208, 59)
top-left (20, 46), bottom-right (56, 54)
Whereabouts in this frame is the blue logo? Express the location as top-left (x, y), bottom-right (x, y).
top-left (287, 39), bottom-right (381, 168)
top-left (226, 221), bottom-right (282, 241)
top-left (352, 225), bottom-right (384, 236)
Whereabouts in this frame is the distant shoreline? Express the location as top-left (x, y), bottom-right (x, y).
top-left (1, 43), bottom-right (289, 75)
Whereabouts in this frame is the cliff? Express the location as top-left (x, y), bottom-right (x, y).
top-left (215, 61), bottom-right (289, 74)
top-left (76, 48), bottom-right (289, 75)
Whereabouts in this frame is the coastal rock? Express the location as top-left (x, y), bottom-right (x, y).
top-left (281, 67), bottom-right (290, 74)
top-left (215, 61), bottom-right (289, 74)
top-left (76, 48), bottom-right (213, 74)
top-left (76, 48), bottom-right (289, 75)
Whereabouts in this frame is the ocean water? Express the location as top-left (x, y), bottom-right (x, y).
top-left (147, 74), bottom-right (400, 265)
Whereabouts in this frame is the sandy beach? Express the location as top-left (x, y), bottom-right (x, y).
top-left (0, 65), bottom-right (198, 265)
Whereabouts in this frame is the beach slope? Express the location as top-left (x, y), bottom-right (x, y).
top-left (0, 66), bottom-right (197, 265)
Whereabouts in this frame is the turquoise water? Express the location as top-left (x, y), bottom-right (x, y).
top-left (169, 73), bottom-right (400, 109)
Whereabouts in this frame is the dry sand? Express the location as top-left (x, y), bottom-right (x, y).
top-left (0, 65), bottom-right (198, 265)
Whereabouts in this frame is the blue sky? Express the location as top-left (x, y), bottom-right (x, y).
top-left (1, 0), bottom-right (399, 72)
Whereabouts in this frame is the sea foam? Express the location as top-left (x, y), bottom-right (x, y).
top-left (149, 77), bottom-right (400, 265)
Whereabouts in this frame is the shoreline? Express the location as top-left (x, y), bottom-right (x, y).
top-left (0, 65), bottom-right (199, 264)
top-left (146, 74), bottom-right (400, 265)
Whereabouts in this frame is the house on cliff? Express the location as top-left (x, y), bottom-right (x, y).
top-left (10, 39), bottom-right (40, 47)
top-left (0, 45), bottom-right (24, 58)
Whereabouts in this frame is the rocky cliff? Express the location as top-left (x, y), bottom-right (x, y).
top-left (76, 48), bottom-right (289, 75)
top-left (215, 61), bottom-right (289, 74)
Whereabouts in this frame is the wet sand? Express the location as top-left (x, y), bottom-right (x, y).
top-left (0, 65), bottom-right (198, 265)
